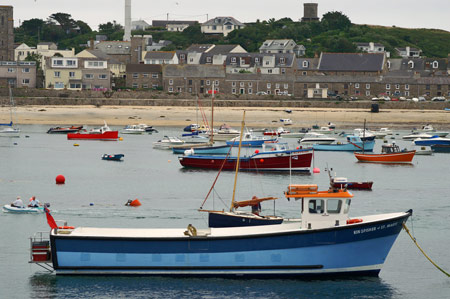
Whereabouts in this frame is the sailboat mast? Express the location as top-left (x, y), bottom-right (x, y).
top-left (230, 111), bottom-right (246, 211)
top-left (9, 85), bottom-right (14, 126)
top-left (210, 81), bottom-right (214, 144)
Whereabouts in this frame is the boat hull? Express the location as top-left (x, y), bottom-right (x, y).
top-left (67, 131), bottom-right (119, 141)
top-left (2, 205), bottom-right (43, 213)
top-left (178, 150), bottom-right (313, 172)
top-left (431, 144), bottom-right (450, 153)
top-left (226, 139), bottom-right (278, 147)
top-left (354, 151), bottom-right (415, 163)
top-left (313, 141), bottom-right (374, 152)
top-left (332, 182), bottom-right (373, 190)
top-left (414, 138), bottom-right (450, 146)
top-left (49, 212), bottom-right (410, 277)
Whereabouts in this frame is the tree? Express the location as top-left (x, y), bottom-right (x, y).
top-left (49, 13), bottom-right (76, 33)
top-left (98, 21), bottom-right (123, 38)
top-left (321, 11), bottom-right (352, 31)
top-left (25, 52), bottom-right (42, 69)
top-left (75, 20), bottom-right (92, 35)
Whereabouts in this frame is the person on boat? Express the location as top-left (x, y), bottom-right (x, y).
top-left (28, 196), bottom-right (41, 208)
top-left (125, 199), bottom-right (132, 206)
top-left (250, 196), bottom-right (262, 215)
top-left (11, 196), bottom-right (24, 208)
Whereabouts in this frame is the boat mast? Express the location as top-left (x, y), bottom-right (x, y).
top-left (210, 81), bottom-right (214, 144)
top-left (230, 111), bottom-right (245, 212)
top-left (363, 119), bottom-right (366, 154)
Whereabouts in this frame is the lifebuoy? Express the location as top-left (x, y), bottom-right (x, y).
top-left (346, 219), bottom-right (363, 224)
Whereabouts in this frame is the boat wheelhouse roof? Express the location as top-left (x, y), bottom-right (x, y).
top-left (285, 184), bottom-right (354, 199)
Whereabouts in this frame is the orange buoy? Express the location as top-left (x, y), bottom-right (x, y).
top-left (255, 149), bottom-right (259, 154)
top-left (55, 175), bottom-right (65, 184)
top-left (130, 199), bottom-right (141, 206)
top-left (260, 159), bottom-right (264, 163)
top-left (313, 167), bottom-right (320, 174)
top-left (346, 218), bottom-right (363, 225)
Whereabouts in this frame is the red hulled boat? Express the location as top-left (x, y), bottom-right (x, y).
top-left (67, 122), bottom-right (118, 141)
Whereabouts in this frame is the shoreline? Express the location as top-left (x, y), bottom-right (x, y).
top-left (2, 105), bottom-right (450, 129)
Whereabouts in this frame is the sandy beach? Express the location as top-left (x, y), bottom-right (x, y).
top-left (1, 105), bottom-right (449, 129)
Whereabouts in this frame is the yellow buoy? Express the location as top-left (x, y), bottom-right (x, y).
top-left (73, 143), bottom-right (79, 147)
top-left (119, 137), bottom-right (123, 141)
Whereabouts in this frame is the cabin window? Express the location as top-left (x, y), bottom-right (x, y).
top-left (327, 199), bottom-right (342, 214)
top-left (343, 199), bottom-right (351, 214)
top-left (308, 199), bottom-right (324, 214)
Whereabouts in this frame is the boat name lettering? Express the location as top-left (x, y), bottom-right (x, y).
top-left (353, 222), bottom-right (398, 235)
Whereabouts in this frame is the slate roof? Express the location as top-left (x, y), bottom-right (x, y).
top-left (144, 51), bottom-right (176, 60)
top-left (355, 42), bottom-right (385, 47)
top-left (163, 64), bottom-right (225, 78)
top-left (126, 64), bottom-right (162, 73)
top-left (94, 41), bottom-right (131, 55)
top-left (318, 53), bottom-right (385, 72)
top-left (297, 58), bottom-right (320, 70)
top-left (259, 39), bottom-right (297, 51)
top-left (82, 49), bottom-right (121, 64)
top-left (206, 45), bottom-right (242, 54)
top-left (152, 20), bottom-right (198, 27)
top-left (186, 44), bottom-right (214, 53)
top-left (222, 53), bottom-right (295, 67)
top-left (202, 17), bottom-right (244, 26)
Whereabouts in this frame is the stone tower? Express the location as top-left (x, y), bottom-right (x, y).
top-left (0, 5), bottom-right (14, 61)
top-left (123, 0), bottom-right (131, 41)
top-left (301, 3), bottom-right (319, 22)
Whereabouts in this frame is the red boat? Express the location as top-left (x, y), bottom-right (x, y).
top-left (67, 122), bottom-right (118, 141)
top-left (263, 127), bottom-right (289, 136)
top-left (332, 178), bottom-right (373, 190)
top-left (179, 143), bottom-right (313, 172)
top-left (354, 143), bottom-right (415, 163)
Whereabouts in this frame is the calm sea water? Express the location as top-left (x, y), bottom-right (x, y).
top-left (1, 125), bottom-right (450, 299)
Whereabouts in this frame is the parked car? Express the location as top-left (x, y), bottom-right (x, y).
top-left (256, 91), bottom-right (267, 96)
top-left (411, 98), bottom-right (419, 102)
top-left (371, 97), bottom-right (380, 101)
top-left (399, 97), bottom-right (407, 101)
top-left (379, 95), bottom-right (391, 101)
top-left (418, 96), bottom-right (427, 102)
top-left (327, 92), bottom-right (342, 100)
top-left (431, 96), bottom-right (446, 101)
top-left (391, 97), bottom-right (399, 101)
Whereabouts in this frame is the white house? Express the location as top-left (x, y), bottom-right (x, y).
top-left (201, 17), bottom-right (245, 37)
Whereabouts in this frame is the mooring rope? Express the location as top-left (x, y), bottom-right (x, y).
top-left (402, 223), bottom-right (450, 277)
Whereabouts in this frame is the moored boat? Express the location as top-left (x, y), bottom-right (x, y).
top-left (153, 136), bottom-right (185, 149)
top-left (30, 184), bottom-right (412, 277)
top-left (414, 136), bottom-right (450, 146)
top-left (179, 143), bottom-right (313, 172)
top-left (121, 125), bottom-right (146, 134)
top-left (47, 126), bottom-right (83, 134)
top-left (313, 136), bottom-right (375, 152)
top-left (354, 143), bottom-right (415, 163)
top-left (172, 144), bottom-right (230, 155)
top-left (299, 132), bottom-right (336, 145)
top-left (67, 122), bottom-right (118, 141)
top-left (332, 177), bottom-right (373, 190)
top-left (226, 132), bottom-right (278, 147)
top-left (431, 144), bottom-right (450, 153)
top-left (3, 205), bottom-right (44, 213)
top-left (101, 154), bottom-right (124, 161)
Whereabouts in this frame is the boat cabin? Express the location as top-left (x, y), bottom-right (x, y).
top-left (285, 184), bottom-right (354, 229)
top-left (381, 143), bottom-right (402, 154)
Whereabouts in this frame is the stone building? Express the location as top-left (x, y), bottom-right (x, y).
top-left (0, 5), bottom-right (14, 61)
top-left (126, 64), bottom-right (162, 89)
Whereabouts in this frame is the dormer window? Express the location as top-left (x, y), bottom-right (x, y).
top-left (302, 60), bottom-right (309, 68)
top-left (387, 60), bottom-right (391, 69)
top-left (255, 57), bottom-right (259, 63)
top-left (206, 57), bottom-right (212, 63)
top-left (432, 61), bottom-right (439, 69)
top-left (280, 58), bottom-right (285, 64)
top-left (231, 57), bottom-right (236, 63)
top-left (408, 60), bottom-right (414, 69)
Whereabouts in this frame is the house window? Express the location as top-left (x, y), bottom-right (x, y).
top-left (133, 73), bottom-right (138, 78)
top-left (405, 84), bottom-right (409, 90)
top-left (366, 84), bottom-right (370, 89)
top-left (302, 60), bottom-right (309, 68)
top-left (168, 87), bottom-right (173, 92)
top-left (355, 90), bottom-right (360, 95)
top-left (206, 80), bottom-right (210, 86)
top-left (355, 83), bottom-right (360, 89)
top-left (214, 80), bottom-right (219, 86)
top-left (55, 82), bottom-right (64, 89)
top-left (395, 84), bottom-right (400, 89)
top-left (267, 83), bottom-right (271, 88)
top-left (386, 84), bottom-right (390, 90)
top-left (66, 60), bottom-right (77, 66)
top-left (206, 57), bottom-right (212, 63)
top-left (386, 91), bottom-right (390, 95)
top-left (69, 72), bottom-right (75, 78)
top-left (53, 60), bottom-right (63, 66)
top-left (302, 71), bottom-right (307, 75)
top-left (366, 91), bottom-right (371, 96)
top-left (280, 58), bottom-right (285, 64)
top-left (231, 57), bottom-right (236, 63)
top-left (7, 68), bottom-right (14, 73)
top-left (248, 88), bottom-right (253, 94)
top-left (169, 79), bottom-right (173, 85)
top-left (152, 74), bottom-right (158, 78)
top-left (265, 60), bottom-right (270, 65)
top-left (232, 82), bottom-right (236, 87)
top-left (304, 84), bottom-right (307, 89)
top-left (70, 83), bottom-right (81, 89)
top-left (180, 54), bottom-right (185, 59)
top-left (188, 80), bottom-right (192, 85)
top-left (275, 83), bottom-right (280, 89)
top-left (240, 82), bottom-right (244, 87)
top-left (54, 71), bottom-right (61, 78)
top-left (143, 73), bottom-right (149, 78)
top-left (284, 84), bottom-right (288, 89)
top-left (22, 68), bottom-right (30, 73)
top-left (22, 79), bottom-right (30, 84)
top-left (177, 87), bottom-right (182, 92)
top-left (232, 88), bottom-right (236, 94)
top-left (248, 82), bottom-right (252, 87)
top-left (85, 74), bottom-right (94, 79)
top-left (188, 87), bottom-right (192, 93)
top-left (432, 61), bottom-right (438, 69)
top-left (132, 83), bottom-right (138, 88)
top-left (405, 91), bottom-right (410, 96)
top-left (268, 69), bottom-right (272, 74)
top-left (425, 85), bottom-right (430, 90)
top-left (99, 74), bottom-right (107, 79)
top-left (281, 68), bottom-right (285, 74)
top-left (437, 85), bottom-right (441, 90)
top-left (255, 57), bottom-right (259, 63)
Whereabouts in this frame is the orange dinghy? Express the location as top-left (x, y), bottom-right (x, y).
top-left (354, 143), bottom-right (415, 163)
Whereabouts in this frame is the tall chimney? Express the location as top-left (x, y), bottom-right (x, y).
top-left (123, 0), bottom-right (132, 41)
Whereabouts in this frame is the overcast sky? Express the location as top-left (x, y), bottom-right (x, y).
top-left (5, 0), bottom-right (450, 32)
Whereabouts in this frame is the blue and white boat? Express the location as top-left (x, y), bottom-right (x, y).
top-left (3, 204), bottom-right (44, 213)
top-left (313, 136), bottom-right (375, 152)
top-left (172, 144), bottom-right (230, 155)
top-left (226, 132), bottom-right (278, 147)
top-left (414, 136), bottom-right (450, 146)
top-left (30, 184), bottom-right (411, 277)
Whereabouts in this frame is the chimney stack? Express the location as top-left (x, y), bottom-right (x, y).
top-left (123, 0), bottom-right (132, 41)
